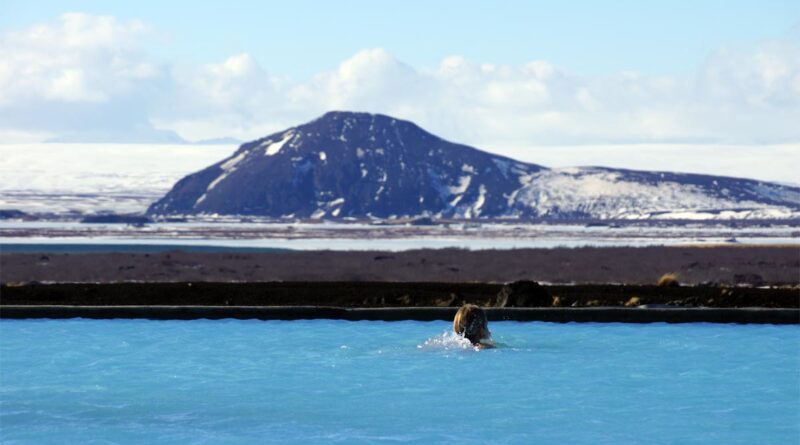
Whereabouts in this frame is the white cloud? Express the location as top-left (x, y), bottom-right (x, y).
top-left (47, 68), bottom-right (106, 102)
top-left (0, 13), bottom-right (158, 106)
top-left (702, 39), bottom-right (800, 109)
top-left (152, 53), bottom-right (290, 141)
top-left (1, 13), bottom-right (798, 152)
top-left (0, 13), bottom-right (177, 143)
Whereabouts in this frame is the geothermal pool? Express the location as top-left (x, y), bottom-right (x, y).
top-left (1, 319), bottom-right (797, 444)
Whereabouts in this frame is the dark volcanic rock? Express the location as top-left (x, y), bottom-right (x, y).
top-left (0, 209), bottom-right (34, 220)
top-left (81, 214), bottom-right (152, 225)
top-left (496, 280), bottom-right (551, 307)
top-left (148, 111), bottom-right (541, 219)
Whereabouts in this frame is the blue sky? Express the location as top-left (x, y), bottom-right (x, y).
top-left (2, 0), bottom-right (798, 78)
top-left (0, 0), bottom-right (798, 152)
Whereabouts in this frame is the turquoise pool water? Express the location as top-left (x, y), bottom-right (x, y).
top-left (1, 320), bottom-right (798, 444)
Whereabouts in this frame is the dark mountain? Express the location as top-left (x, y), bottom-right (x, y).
top-left (148, 111), bottom-right (543, 219)
top-left (148, 111), bottom-right (800, 220)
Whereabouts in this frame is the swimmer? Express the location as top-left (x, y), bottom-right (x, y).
top-left (453, 304), bottom-right (495, 349)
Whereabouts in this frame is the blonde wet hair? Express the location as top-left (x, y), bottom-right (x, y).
top-left (453, 304), bottom-right (490, 345)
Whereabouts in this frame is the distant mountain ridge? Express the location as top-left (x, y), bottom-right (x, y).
top-left (147, 111), bottom-right (800, 220)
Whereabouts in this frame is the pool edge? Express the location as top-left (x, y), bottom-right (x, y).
top-left (1, 306), bottom-right (798, 324)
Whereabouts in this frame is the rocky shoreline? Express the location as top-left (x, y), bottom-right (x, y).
top-left (1, 246), bottom-right (798, 285)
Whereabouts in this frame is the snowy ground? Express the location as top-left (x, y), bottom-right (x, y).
top-left (0, 143), bottom-right (234, 214)
top-left (1, 220), bottom-right (797, 250)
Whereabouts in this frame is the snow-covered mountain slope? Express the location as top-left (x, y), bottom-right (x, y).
top-left (148, 111), bottom-right (800, 220)
top-left (511, 167), bottom-right (800, 220)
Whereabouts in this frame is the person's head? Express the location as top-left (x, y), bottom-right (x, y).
top-left (453, 304), bottom-right (490, 344)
